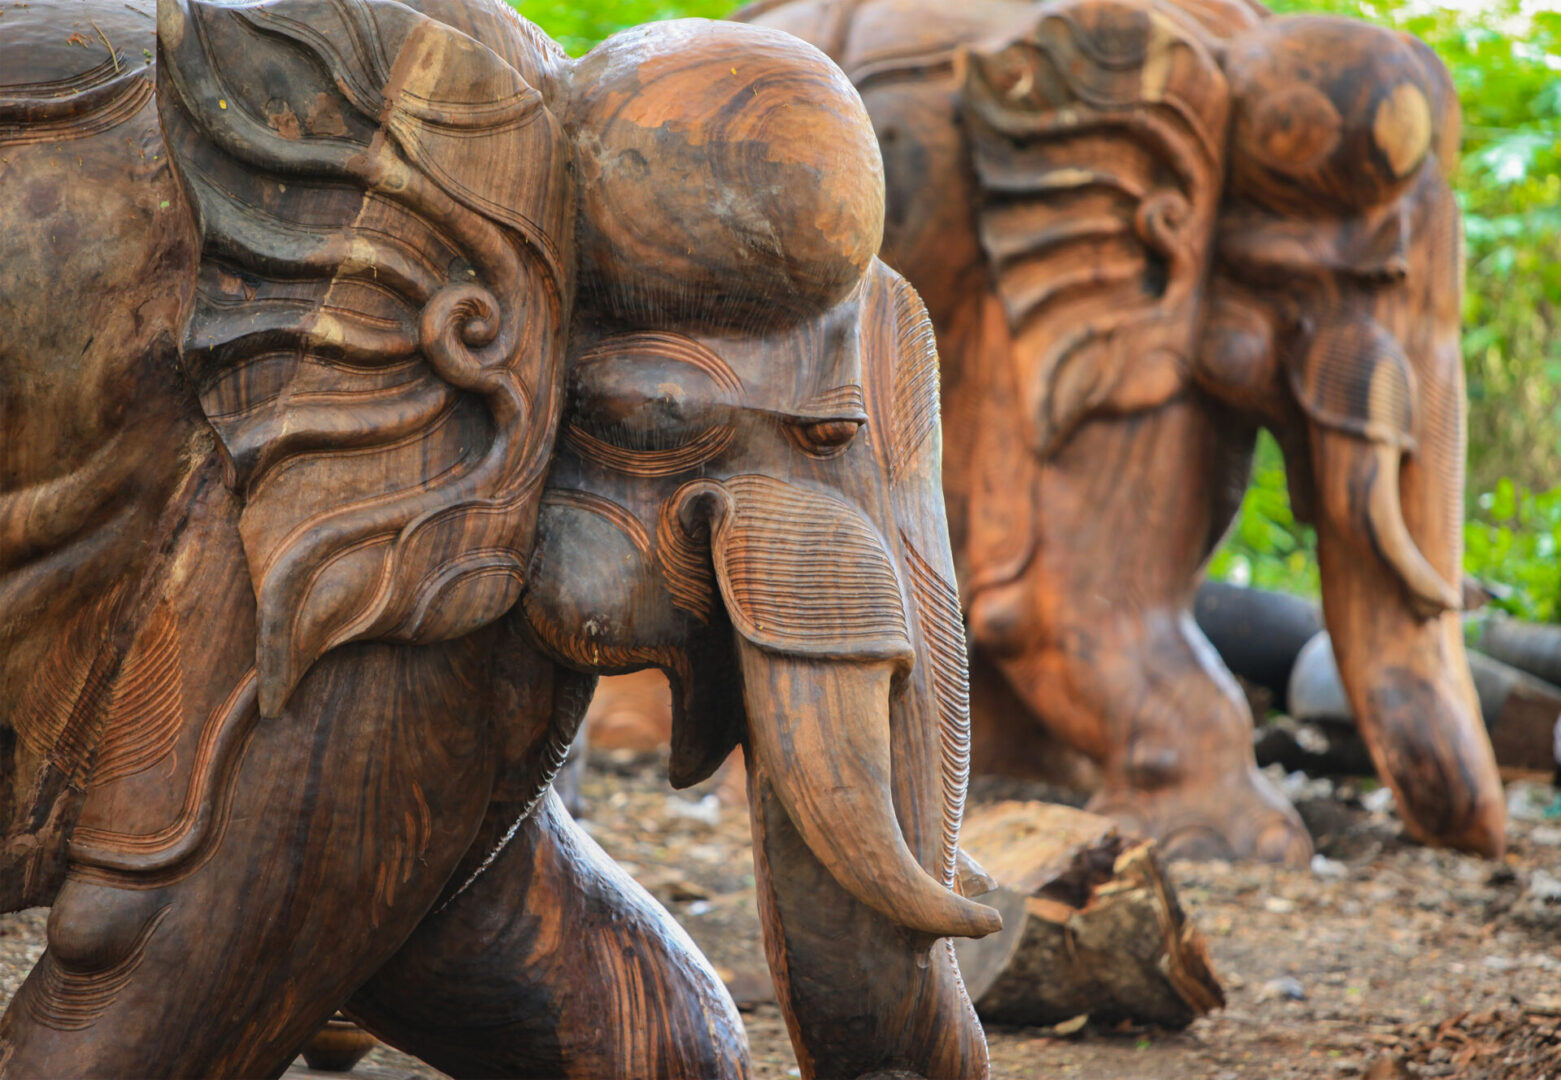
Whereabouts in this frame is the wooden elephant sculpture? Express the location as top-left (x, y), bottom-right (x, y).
top-left (0, 1), bottom-right (1000, 1075)
top-left (738, 0), bottom-right (1505, 861)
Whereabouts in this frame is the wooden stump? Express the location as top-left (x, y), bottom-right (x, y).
top-left (953, 801), bottom-right (1224, 1029)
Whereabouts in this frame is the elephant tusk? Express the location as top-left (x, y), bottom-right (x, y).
top-left (1362, 441), bottom-right (1461, 619)
top-left (738, 647), bottom-right (1002, 940)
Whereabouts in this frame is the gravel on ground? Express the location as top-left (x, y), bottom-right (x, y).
top-left (4, 753), bottom-right (1557, 1079)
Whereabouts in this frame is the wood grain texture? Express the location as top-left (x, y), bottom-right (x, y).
top-left (156, 0), bottom-right (574, 717)
top-left (348, 791), bottom-right (750, 1080)
top-left (953, 801), bottom-right (1223, 1029)
top-left (0, 0), bottom-right (994, 1074)
top-left (90, 601), bottom-right (184, 788)
top-left (739, 0), bottom-right (1504, 862)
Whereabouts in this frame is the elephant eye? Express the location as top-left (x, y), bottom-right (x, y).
top-left (572, 386), bottom-right (711, 452)
top-left (788, 417), bottom-right (865, 458)
top-left (563, 344), bottom-right (737, 475)
top-left (566, 387), bottom-right (735, 476)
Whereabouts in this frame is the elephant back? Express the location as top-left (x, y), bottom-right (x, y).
top-left (158, 0), bottom-right (575, 715)
top-left (733, 0), bottom-right (1031, 85)
top-left (0, 1), bottom-right (155, 125)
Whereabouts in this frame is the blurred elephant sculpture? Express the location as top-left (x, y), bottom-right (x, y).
top-left (0, 1), bottom-right (1000, 1075)
top-left (737, 0), bottom-right (1505, 861)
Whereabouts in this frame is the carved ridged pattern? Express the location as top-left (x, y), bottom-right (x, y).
top-left (863, 264), bottom-right (970, 894)
top-left (542, 489), bottom-right (651, 553)
top-left (91, 601), bottom-right (183, 786)
top-left (0, 67), bottom-right (154, 149)
top-left (900, 532), bottom-right (970, 891)
top-left (13, 623), bottom-right (105, 763)
top-left (70, 672), bottom-right (258, 873)
top-left (888, 276), bottom-right (941, 477)
top-left (0, 48), bottom-right (155, 146)
top-left (574, 331), bottom-right (744, 394)
top-left (796, 383), bottom-right (866, 417)
top-left (1426, 195), bottom-right (1466, 560)
top-left (26, 905), bottom-right (170, 1031)
top-left (657, 498), bottom-right (716, 621)
top-left (563, 424), bottom-right (736, 478)
top-left (13, 586), bottom-right (126, 783)
top-left (715, 475), bottom-right (909, 659)
top-left (1, 52), bottom-right (125, 96)
top-left (1292, 318), bottom-right (1417, 450)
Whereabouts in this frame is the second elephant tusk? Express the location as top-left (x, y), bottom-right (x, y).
top-left (1363, 441), bottom-right (1461, 619)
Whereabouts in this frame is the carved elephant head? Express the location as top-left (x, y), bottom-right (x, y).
top-left (146, 3), bottom-right (995, 1075)
top-left (737, 0), bottom-right (1503, 858)
top-left (956, 0), bottom-right (1501, 853)
top-left (1193, 16), bottom-right (1498, 850)
top-left (520, 24), bottom-right (998, 1071)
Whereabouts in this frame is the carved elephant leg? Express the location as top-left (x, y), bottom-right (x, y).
top-left (0, 650), bottom-right (499, 1078)
top-left (968, 398), bottom-right (1312, 865)
top-left (344, 789), bottom-right (749, 1080)
top-left (0, 482), bottom-right (501, 1079)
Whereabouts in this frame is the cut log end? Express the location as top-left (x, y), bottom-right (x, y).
top-left (953, 801), bottom-right (1225, 1030)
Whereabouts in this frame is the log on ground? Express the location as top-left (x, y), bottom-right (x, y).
top-left (954, 801), bottom-right (1224, 1029)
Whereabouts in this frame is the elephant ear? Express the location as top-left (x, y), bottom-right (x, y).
top-left (960, 0), bottom-right (1236, 455)
top-left (157, 0), bottom-right (572, 715)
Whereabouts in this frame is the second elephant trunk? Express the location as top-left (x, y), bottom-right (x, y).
top-left (1310, 426), bottom-right (1505, 856)
top-left (708, 464), bottom-right (998, 1077)
top-left (694, 471), bottom-right (999, 944)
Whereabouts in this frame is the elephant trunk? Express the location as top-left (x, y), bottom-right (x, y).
top-left (701, 465), bottom-right (996, 1076)
top-left (737, 647), bottom-right (1000, 940)
top-left (1309, 424), bottom-right (1505, 857)
top-left (738, 643), bottom-right (993, 1080)
top-left (687, 472), bottom-right (998, 941)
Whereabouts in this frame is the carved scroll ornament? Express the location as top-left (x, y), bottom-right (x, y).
top-left (961, 0), bottom-right (1231, 454)
top-left (158, 0), bottom-right (572, 715)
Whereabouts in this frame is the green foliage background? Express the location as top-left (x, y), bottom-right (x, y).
top-left (513, 0), bottom-right (729, 54)
top-left (514, 0), bottom-right (1560, 621)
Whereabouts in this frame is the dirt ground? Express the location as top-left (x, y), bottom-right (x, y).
top-left (3, 750), bottom-right (1559, 1080)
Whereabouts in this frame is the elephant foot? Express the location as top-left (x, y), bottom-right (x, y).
top-left (1361, 734), bottom-right (1507, 859)
top-left (1088, 764), bottom-right (1313, 866)
top-left (1348, 651), bottom-right (1506, 858)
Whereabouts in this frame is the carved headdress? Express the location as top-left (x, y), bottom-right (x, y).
top-left (158, 0), bottom-right (573, 714)
top-left (960, 0), bottom-right (1248, 454)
